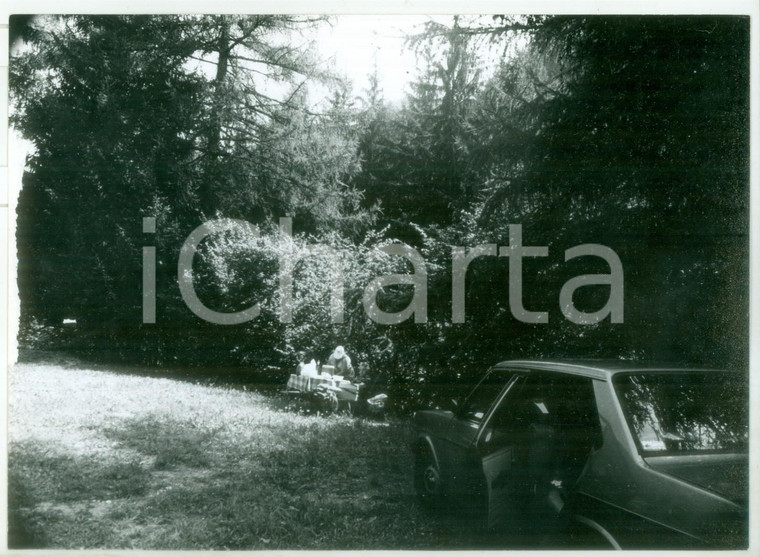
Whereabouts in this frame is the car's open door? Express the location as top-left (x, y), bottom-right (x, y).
top-left (481, 445), bottom-right (516, 527)
top-left (479, 371), bottom-right (604, 531)
top-left (476, 374), bottom-right (526, 528)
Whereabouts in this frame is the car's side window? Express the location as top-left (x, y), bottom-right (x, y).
top-left (459, 369), bottom-right (515, 424)
top-left (479, 373), bottom-right (603, 455)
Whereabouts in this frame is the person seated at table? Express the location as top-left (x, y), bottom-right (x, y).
top-left (352, 361), bottom-right (373, 399)
top-left (354, 361), bottom-right (372, 384)
top-left (296, 351), bottom-right (318, 376)
top-left (294, 351), bottom-right (306, 374)
top-left (327, 345), bottom-right (354, 377)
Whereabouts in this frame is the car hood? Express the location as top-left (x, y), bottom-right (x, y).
top-left (644, 453), bottom-right (748, 506)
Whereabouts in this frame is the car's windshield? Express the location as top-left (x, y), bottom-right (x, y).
top-left (614, 371), bottom-right (748, 455)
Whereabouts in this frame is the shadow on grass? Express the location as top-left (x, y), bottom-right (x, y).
top-left (10, 412), bottom-right (533, 549)
top-left (8, 441), bottom-right (149, 549)
top-left (8, 477), bottom-right (40, 548)
top-left (16, 348), bottom-right (287, 393)
top-left (102, 415), bottom-right (220, 470)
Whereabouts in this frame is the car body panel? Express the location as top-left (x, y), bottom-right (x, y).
top-left (411, 360), bottom-right (749, 549)
top-left (643, 453), bottom-right (748, 505)
top-left (575, 378), bottom-right (747, 548)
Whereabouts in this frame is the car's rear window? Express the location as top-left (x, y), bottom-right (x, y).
top-left (613, 371), bottom-right (748, 455)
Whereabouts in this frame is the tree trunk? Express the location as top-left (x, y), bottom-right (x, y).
top-left (201, 17), bottom-right (230, 216)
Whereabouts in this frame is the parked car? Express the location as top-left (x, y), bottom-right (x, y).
top-left (411, 360), bottom-right (748, 549)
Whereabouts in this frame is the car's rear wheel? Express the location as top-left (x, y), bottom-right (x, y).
top-left (414, 445), bottom-right (442, 506)
top-left (566, 516), bottom-right (620, 549)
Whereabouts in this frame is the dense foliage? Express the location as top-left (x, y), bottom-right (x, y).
top-left (11, 15), bottom-right (750, 410)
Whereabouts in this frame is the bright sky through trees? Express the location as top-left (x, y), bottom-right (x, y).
top-left (310, 15), bottom-right (507, 106)
top-left (312, 15), bottom-right (430, 104)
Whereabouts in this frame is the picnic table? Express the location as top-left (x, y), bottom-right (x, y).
top-left (284, 373), bottom-right (360, 413)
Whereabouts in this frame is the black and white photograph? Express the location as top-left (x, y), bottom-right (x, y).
top-left (3, 5), bottom-right (757, 552)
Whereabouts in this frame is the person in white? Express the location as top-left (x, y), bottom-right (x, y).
top-left (326, 345), bottom-right (353, 377)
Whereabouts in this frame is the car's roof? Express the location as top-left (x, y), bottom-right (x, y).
top-left (491, 359), bottom-right (729, 381)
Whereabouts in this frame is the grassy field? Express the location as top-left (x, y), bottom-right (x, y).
top-left (8, 355), bottom-right (491, 550)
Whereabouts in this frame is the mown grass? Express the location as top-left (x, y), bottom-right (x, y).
top-left (8, 359), bottom-right (489, 549)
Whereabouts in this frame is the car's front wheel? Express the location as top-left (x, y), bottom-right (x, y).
top-left (414, 444), bottom-right (443, 507)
